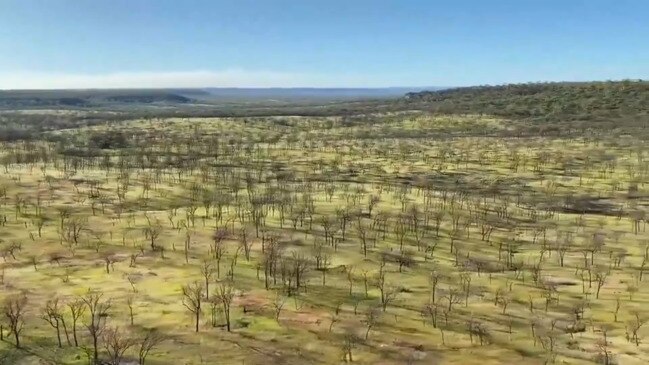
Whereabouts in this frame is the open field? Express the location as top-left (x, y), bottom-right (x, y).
top-left (0, 86), bottom-right (648, 365)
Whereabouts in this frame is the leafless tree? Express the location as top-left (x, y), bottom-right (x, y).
top-left (291, 251), bottom-right (310, 293)
top-left (200, 259), bottom-right (214, 298)
top-left (614, 295), bottom-right (621, 322)
top-left (3, 293), bottom-right (28, 348)
top-left (356, 219), bottom-right (370, 257)
top-left (127, 296), bottom-right (136, 326)
top-left (626, 311), bottom-right (646, 346)
top-left (341, 330), bottom-right (358, 362)
top-left (137, 328), bottom-right (168, 365)
top-left (103, 326), bottom-right (135, 365)
top-left (68, 298), bottom-right (86, 346)
top-left (60, 216), bottom-right (87, 246)
top-left (367, 195), bottom-right (380, 217)
top-left (363, 307), bottom-right (381, 340)
top-left (421, 301), bottom-right (439, 328)
top-left (143, 220), bottom-right (162, 251)
top-left (596, 325), bottom-right (612, 365)
top-left (216, 281), bottom-right (235, 332)
top-left (82, 290), bottom-right (112, 364)
top-left (444, 287), bottom-right (463, 312)
top-left (273, 293), bottom-right (286, 323)
top-left (42, 297), bottom-right (68, 347)
top-left (594, 266), bottom-right (609, 299)
top-left (212, 228), bottom-right (229, 277)
top-left (239, 227), bottom-right (253, 261)
top-left (182, 281), bottom-right (204, 332)
top-left (375, 261), bottom-right (399, 311)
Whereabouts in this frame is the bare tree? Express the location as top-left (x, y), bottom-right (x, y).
top-left (82, 290), bottom-right (112, 364)
top-left (212, 228), bottom-right (229, 277)
top-left (137, 328), bottom-right (168, 365)
top-left (376, 271), bottom-right (400, 312)
top-left (291, 251), bottom-right (310, 293)
top-left (596, 325), bottom-right (612, 365)
top-left (356, 219), bottom-right (370, 257)
top-left (215, 281), bottom-right (235, 332)
top-left (626, 311), bottom-right (646, 346)
top-left (143, 220), bottom-right (162, 251)
top-left (273, 293), bottom-right (286, 323)
top-left (239, 227), bottom-right (253, 261)
top-left (614, 295), bottom-right (621, 322)
top-left (312, 241), bottom-right (330, 286)
top-left (346, 266), bottom-right (355, 297)
top-left (127, 296), bottom-right (136, 326)
top-left (200, 259), bottom-right (214, 298)
top-left (3, 294), bottom-right (28, 348)
top-left (594, 266), bottom-right (609, 299)
top-left (60, 216), bottom-right (87, 246)
top-left (182, 281), bottom-right (204, 332)
top-left (42, 297), bottom-right (67, 347)
top-left (341, 330), bottom-right (358, 362)
top-left (367, 195), bottom-right (380, 217)
top-left (103, 326), bottom-right (135, 365)
top-left (443, 287), bottom-right (463, 312)
top-left (421, 301), bottom-right (440, 328)
top-left (68, 298), bottom-right (86, 347)
top-left (364, 307), bottom-right (381, 340)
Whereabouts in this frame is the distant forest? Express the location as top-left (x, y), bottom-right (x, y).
top-left (404, 80), bottom-right (649, 122)
top-left (1, 81), bottom-right (647, 142)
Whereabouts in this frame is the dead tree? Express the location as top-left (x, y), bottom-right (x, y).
top-left (341, 330), bottom-right (358, 362)
top-left (626, 311), bottom-right (646, 346)
top-left (42, 298), bottom-right (68, 347)
top-left (182, 281), bottom-right (204, 332)
top-left (103, 326), bottom-right (135, 365)
top-left (364, 307), bottom-right (381, 340)
top-left (367, 195), bottom-right (380, 217)
top-left (68, 298), bottom-right (86, 347)
top-left (143, 221), bottom-right (162, 251)
top-left (444, 287), bottom-right (463, 312)
top-left (596, 326), bottom-right (612, 365)
top-left (375, 261), bottom-right (397, 311)
top-left (200, 260), bottom-right (214, 298)
top-left (212, 228), bottom-right (229, 277)
top-left (127, 296), bottom-right (136, 326)
top-left (3, 294), bottom-right (28, 348)
top-left (82, 290), bottom-right (112, 364)
top-left (216, 281), bottom-right (235, 332)
top-left (239, 227), bottom-right (253, 261)
top-left (137, 328), bottom-right (168, 365)
top-left (273, 293), bottom-right (286, 323)
top-left (356, 219), bottom-right (370, 257)
top-left (594, 266), bottom-right (609, 299)
top-left (291, 251), bottom-right (310, 293)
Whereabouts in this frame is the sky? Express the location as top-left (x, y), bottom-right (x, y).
top-left (0, 0), bottom-right (647, 89)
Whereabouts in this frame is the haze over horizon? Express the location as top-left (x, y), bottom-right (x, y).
top-left (1, 0), bottom-right (648, 90)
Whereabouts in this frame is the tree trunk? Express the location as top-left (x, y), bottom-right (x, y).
top-left (56, 325), bottom-right (62, 347)
top-left (93, 335), bottom-right (99, 364)
top-left (195, 311), bottom-right (200, 332)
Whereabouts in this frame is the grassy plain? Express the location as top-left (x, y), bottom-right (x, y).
top-left (0, 113), bottom-right (647, 364)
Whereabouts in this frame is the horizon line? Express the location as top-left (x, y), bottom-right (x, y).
top-left (0, 70), bottom-right (643, 91)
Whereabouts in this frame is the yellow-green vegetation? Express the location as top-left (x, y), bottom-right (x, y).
top-left (0, 112), bottom-right (647, 365)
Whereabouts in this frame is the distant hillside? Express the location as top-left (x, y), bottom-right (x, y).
top-left (104, 92), bottom-right (191, 104)
top-left (0, 87), bottom-right (440, 109)
top-left (0, 89), bottom-right (192, 108)
top-left (404, 80), bottom-right (649, 121)
top-left (200, 87), bottom-right (439, 101)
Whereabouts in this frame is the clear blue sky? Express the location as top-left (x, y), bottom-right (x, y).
top-left (0, 0), bottom-right (647, 88)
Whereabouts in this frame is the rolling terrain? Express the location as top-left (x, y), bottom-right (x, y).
top-left (0, 81), bottom-right (646, 365)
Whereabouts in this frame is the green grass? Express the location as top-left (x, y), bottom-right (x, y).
top-left (0, 114), bottom-right (647, 364)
